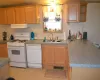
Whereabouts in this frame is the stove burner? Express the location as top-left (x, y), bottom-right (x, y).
top-left (10, 39), bottom-right (28, 43)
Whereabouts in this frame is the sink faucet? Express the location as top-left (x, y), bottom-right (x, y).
top-left (50, 33), bottom-right (54, 41)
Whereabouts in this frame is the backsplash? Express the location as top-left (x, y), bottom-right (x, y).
top-left (0, 23), bottom-right (84, 40)
top-left (67, 22), bottom-right (85, 35)
top-left (0, 25), bottom-right (14, 40)
top-left (13, 23), bottom-right (68, 40)
top-left (0, 23), bottom-right (68, 40)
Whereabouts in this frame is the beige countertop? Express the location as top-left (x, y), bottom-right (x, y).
top-left (68, 40), bottom-right (100, 68)
top-left (25, 39), bottom-right (68, 45)
top-left (0, 40), bottom-right (8, 44)
top-left (0, 39), bottom-right (68, 45)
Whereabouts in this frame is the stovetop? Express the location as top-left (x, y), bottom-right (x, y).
top-left (7, 32), bottom-right (30, 47)
top-left (10, 39), bottom-right (28, 43)
top-left (7, 40), bottom-right (28, 47)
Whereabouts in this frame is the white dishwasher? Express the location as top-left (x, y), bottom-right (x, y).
top-left (26, 44), bottom-right (42, 68)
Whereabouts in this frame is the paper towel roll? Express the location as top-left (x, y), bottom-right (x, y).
top-left (63, 32), bottom-right (66, 40)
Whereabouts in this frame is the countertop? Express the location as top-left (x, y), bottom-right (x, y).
top-left (68, 40), bottom-right (100, 68)
top-left (26, 39), bottom-right (68, 45)
top-left (0, 39), bottom-right (68, 45)
top-left (1, 39), bottom-right (100, 68)
top-left (0, 58), bottom-right (9, 68)
top-left (0, 40), bottom-right (8, 44)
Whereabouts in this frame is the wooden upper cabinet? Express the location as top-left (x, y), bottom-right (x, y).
top-left (0, 8), bottom-right (7, 24)
top-left (25, 5), bottom-right (40, 24)
top-left (68, 3), bottom-right (80, 22)
top-left (0, 5), bottom-right (41, 24)
top-left (6, 8), bottom-right (15, 24)
top-left (36, 5), bottom-right (41, 23)
top-left (25, 6), bottom-right (36, 24)
top-left (42, 45), bottom-right (68, 69)
top-left (0, 44), bottom-right (8, 58)
top-left (80, 2), bottom-right (87, 22)
top-left (15, 7), bottom-right (26, 24)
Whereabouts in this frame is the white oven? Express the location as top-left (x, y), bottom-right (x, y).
top-left (7, 32), bottom-right (30, 68)
top-left (8, 46), bottom-right (25, 62)
top-left (8, 46), bottom-right (27, 68)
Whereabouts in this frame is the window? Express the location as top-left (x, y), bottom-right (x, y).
top-left (43, 5), bottom-right (62, 33)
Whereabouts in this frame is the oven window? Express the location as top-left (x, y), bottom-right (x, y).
top-left (12, 50), bottom-right (20, 55)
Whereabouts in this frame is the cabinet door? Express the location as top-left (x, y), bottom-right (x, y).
top-left (6, 8), bottom-right (15, 24)
top-left (42, 45), bottom-right (54, 65)
top-left (36, 5), bottom-right (41, 23)
top-left (0, 8), bottom-right (7, 24)
top-left (0, 44), bottom-right (8, 58)
top-left (80, 3), bottom-right (87, 22)
top-left (54, 46), bottom-right (67, 66)
top-left (68, 3), bottom-right (80, 22)
top-left (25, 6), bottom-right (36, 24)
top-left (15, 7), bottom-right (25, 24)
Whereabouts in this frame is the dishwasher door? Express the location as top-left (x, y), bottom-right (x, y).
top-left (26, 44), bottom-right (42, 68)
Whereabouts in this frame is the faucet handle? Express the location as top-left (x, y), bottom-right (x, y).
top-left (55, 36), bottom-right (58, 41)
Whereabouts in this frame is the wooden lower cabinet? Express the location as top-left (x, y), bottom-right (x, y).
top-left (42, 45), bottom-right (68, 69)
top-left (54, 46), bottom-right (67, 66)
top-left (42, 45), bottom-right (54, 65)
top-left (0, 44), bottom-right (8, 58)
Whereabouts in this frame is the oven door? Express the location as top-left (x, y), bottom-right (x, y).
top-left (8, 46), bottom-right (26, 62)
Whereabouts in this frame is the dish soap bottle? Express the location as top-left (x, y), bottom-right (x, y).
top-left (10, 34), bottom-right (14, 41)
top-left (30, 32), bottom-right (35, 40)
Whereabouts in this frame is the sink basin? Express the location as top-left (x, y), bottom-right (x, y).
top-left (43, 40), bottom-right (62, 43)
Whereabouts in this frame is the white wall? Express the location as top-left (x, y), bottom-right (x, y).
top-left (67, 22), bottom-right (85, 35)
top-left (68, 3), bottom-right (100, 44)
top-left (84, 3), bottom-right (100, 44)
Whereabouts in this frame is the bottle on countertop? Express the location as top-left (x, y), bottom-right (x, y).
top-left (79, 31), bottom-right (82, 39)
top-left (43, 37), bottom-right (46, 42)
top-left (30, 32), bottom-right (35, 40)
top-left (77, 31), bottom-right (82, 39)
top-left (2, 31), bottom-right (7, 41)
top-left (10, 34), bottom-right (14, 41)
top-left (68, 30), bottom-right (71, 40)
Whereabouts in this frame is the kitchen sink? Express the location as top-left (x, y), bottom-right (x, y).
top-left (43, 40), bottom-right (63, 43)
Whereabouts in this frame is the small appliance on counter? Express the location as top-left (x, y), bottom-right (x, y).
top-left (83, 32), bottom-right (87, 40)
top-left (30, 32), bottom-right (35, 40)
top-left (2, 31), bottom-right (7, 41)
top-left (10, 34), bottom-right (14, 41)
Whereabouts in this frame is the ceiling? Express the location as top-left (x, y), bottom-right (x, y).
top-left (0, 0), bottom-right (100, 6)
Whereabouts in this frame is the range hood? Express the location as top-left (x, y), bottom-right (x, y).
top-left (11, 24), bottom-right (28, 28)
